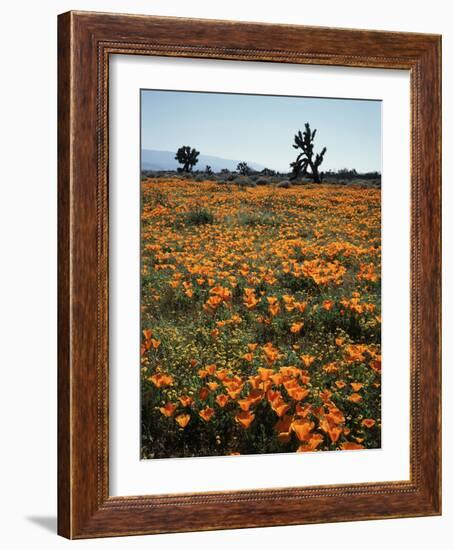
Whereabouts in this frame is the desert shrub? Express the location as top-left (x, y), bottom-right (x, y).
top-left (256, 177), bottom-right (270, 185)
top-left (235, 177), bottom-right (256, 188)
top-left (185, 207), bottom-right (214, 225)
top-left (237, 210), bottom-right (277, 226)
top-left (194, 175), bottom-right (205, 182)
top-left (147, 188), bottom-right (170, 208)
top-left (277, 180), bottom-right (291, 188)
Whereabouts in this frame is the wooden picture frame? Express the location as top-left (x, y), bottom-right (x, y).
top-left (58, 10), bottom-right (441, 539)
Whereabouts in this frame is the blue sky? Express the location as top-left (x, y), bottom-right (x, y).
top-left (141, 89), bottom-right (381, 173)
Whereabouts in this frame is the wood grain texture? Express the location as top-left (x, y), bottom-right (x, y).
top-left (57, 10), bottom-right (442, 539)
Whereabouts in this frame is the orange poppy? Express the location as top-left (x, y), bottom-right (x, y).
top-left (280, 366), bottom-right (300, 378)
top-left (199, 387), bottom-right (210, 401)
top-left (175, 413), bottom-right (190, 428)
top-left (178, 395), bottom-right (193, 407)
top-left (323, 362), bottom-right (338, 373)
top-left (262, 343), bottom-right (280, 365)
top-left (291, 419), bottom-right (315, 442)
top-left (275, 414), bottom-right (292, 443)
top-left (294, 301), bottom-right (308, 313)
top-left (270, 373), bottom-right (283, 385)
top-left (287, 386), bottom-right (310, 401)
top-left (215, 394), bottom-right (230, 408)
top-left (142, 328), bottom-right (153, 340)
top-left (319, 417), bottom-right (343, 443)
top-left (362, 418), bottom-right (376, 428)
top-left (150, 338), bottom-right (161, 349)
top-left (300, 354), bottom-right (315, 368)
top-left (319, 389), bottom-right (332, 402)
top-left (266, 389), bottom-right (281, 404)
top-left (258, 367), bottom-right (275, 381)
top-left (297, 433), bottom-right (324, 452)
top-left (237, 398), bottom-right (254, 412)
top-left (290, 322), bottom-right (304, 333)
top-left (326, 407), bottom-right (345, 425)
top-left (348, 393), bottom-right (363, 403)
top-left (199, 407), bottom-right (215, 422)
top-left (271, 398), bottom-right (290, 418)
top-left (236, 410), bottom-right (255, 429)
top-left (351, 382), bottom-right (363, 392)
top-left (159, 402), bottom-right (177, 417)
top-left (340, 442), bottom-right (365, 450)
top-left (205, 364), bottom-right (217, 375)
top-left (248, 389), bottom-right (264, 405)
top-left (215, 369), bottom-right (230, 381)
top-left (149, 373), bottom-right (174, 388)
top-left (370, 358), bottom-right (382, 373)
top-left (295, 403), bottom-right (312, 418)
top-left (225, 385), bottom-right (243, 400)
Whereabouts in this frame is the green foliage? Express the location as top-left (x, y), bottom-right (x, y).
top-left (185, 207), bottom-right (215, 226)
top-left (236, 210), bottom-right (277, 226)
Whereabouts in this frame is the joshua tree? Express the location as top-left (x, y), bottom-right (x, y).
top-left (175, 145), bottom-right (200, 172)
top-left (205, 165), bottom-right (213, 175)
top-left (261, 167), bottom-right (276, 176)
top-left (290, 123), bottom-right (327, 183)
top-left (237, 161), bottom-right (251, 176)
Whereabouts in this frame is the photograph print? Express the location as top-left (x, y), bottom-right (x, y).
top-left (140, 89), bottom-right (382, 459)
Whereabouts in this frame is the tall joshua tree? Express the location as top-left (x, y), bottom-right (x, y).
top-left (290, 123), bottom-right (327, 183)
top-left (175, 145), bottom-right (200, 172)
top-left (237, 161), bottom-right (251, 176)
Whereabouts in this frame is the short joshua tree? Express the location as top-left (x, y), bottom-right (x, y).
top-left (175, 145), bottom-right (200, 172)
top-left (205, 165), bottom-right (213, 175)
top-left (237, 161), bottom-right (251, 176)
top-left (290, 123), bottom-right (327, 183)
top-left (261, 167), bottom-right (276, 176)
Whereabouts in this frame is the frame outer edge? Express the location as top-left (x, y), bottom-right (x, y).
top-left (57, 11), bottom-right (73, 539)
top-left (57, 10), bottom-right (442, 538)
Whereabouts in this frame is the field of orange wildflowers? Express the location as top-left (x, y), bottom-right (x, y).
top-left (140, 177), bottom-right (381, 458)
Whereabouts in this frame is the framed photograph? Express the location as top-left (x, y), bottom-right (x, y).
top-left (58, 11), bottom-right (441, 538)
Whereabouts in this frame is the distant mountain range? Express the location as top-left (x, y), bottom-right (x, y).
top-left (141, 149), bottom-right (266, 172)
